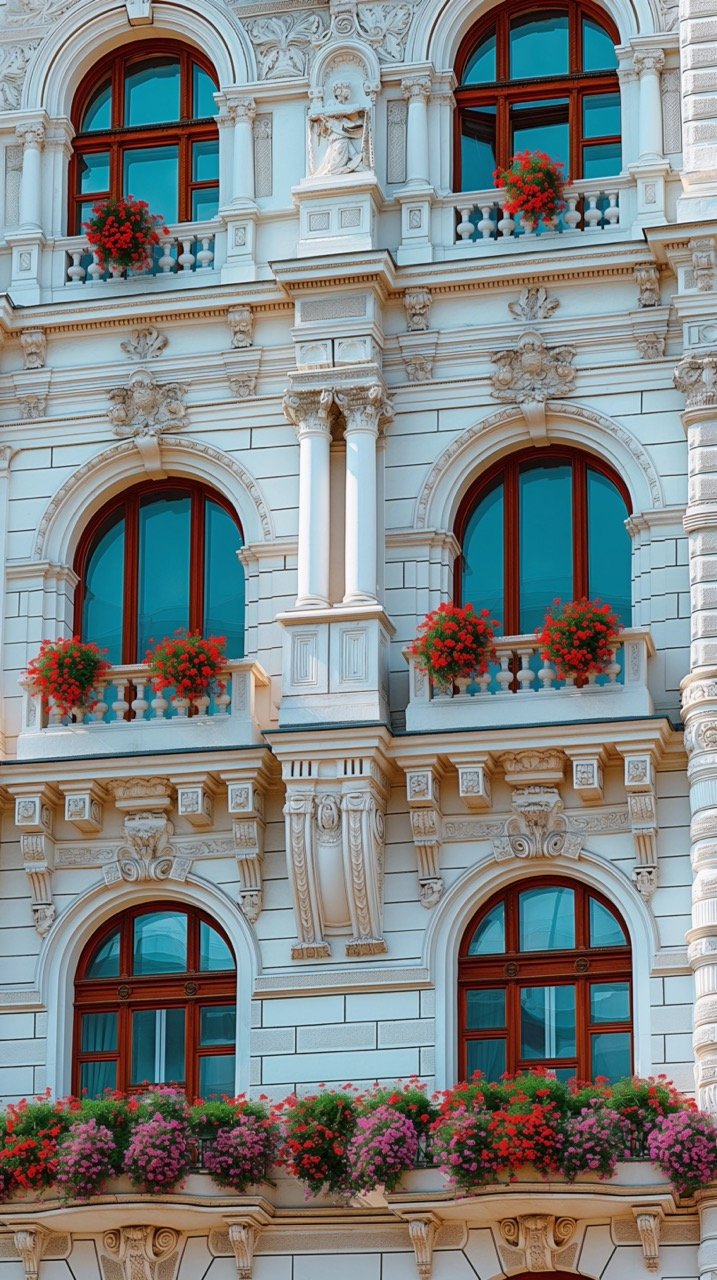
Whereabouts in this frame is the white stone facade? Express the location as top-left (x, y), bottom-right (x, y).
top-left (0, 0), bottom-right (715, 1275)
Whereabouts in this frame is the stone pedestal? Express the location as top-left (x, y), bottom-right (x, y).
top-left (277, 603), bottom-right (393, 726)
top-left (294, 173), bottom-right (381, 256)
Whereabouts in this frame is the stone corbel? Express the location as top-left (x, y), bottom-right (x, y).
top-left (567, 749), bottom-right (605, 803)
top-left (453, 755), bottom-right (493, 811)
top-left (61, 782), bottom-right (106, 833)
top-left (12, 786), bottom-right (60, 936)
top-left (225, 771), bottom-right (268, 924)
top-left (633, 1206), bottom-right (663, 1271)
top-left (101, 1227), bottom-right (178, 1280)
top-left (340, 776), bottom-right (389, 955)
top-left (173, 774), bottom-right (217, 829)
top-left (404, 764), bottom-right (444, 908)
top-left (223, 349), bottom-right (262, 400)
top-left (397, 333), bottom-right (438, 383)
top-left (283, 786), bottom-right (330, 960)
top-left (105, 777), bottom-right (182, 883)
top-left (14, 1229), bottom-right (46, 1280)
top-left (405, 1214), bottom-right (440, 1280)
top-left (498, 1215), bottom-right (577, 1273)
top-left (223, 1210), bottom-right (273, 1280)
top-left (620, 748), bottom-right (658, 898)
top-left (12, 369), bottom-right (51, 420)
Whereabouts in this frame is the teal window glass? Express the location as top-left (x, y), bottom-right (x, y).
top-left (123, 145), bottom-right (179, 225)
top-left (199, 1053), bottom-right (236, 1098)
top-left (78, 152), bottom-right (110, 195)
top-left (520, 886), bottom-right (575, 951)
top-left (509, 11), bottom-right (569, 79)
top-left (467, 1038), bottom-right (506, 1081)
top-left (200, 1005), bottom-right (236, 1046)
top-left (81, 1060), bottom-right (117, 1097)
top-left (583, 92), bottom-right (621, 139)
top-left (467, 902), bottom-right (506, 955)
top-left (82, 510), bottom-right (125, 665)
top-left (510, 99), bottom-right (570, 177)
top-left (521, 984), bottom-right (576, 1059)
top-left (466, 989), bottom-right (506, 1030)
top-left (131, 1007), bottom-right (185, 1085)
top-left (86, 928), bottom-right (121, 979)
top-left (125, 57), bottom-right (180, 126)
top-left (460, 107), bottom-right (498, 192)
top-left (137, 493), bottom-right (191, 656)
top-left (587, 467), bottom-right (631, 623)
top-left (462, 31), bottom-right (496, 85)
top-left (82, 79), bottom-right (112, 132)
top-left (194, 64), bottom-right (217, 117)
top-left (583, 142), bottom-right (622, 178)
top-left (81, 1012), bottom-right (118, 1053)
top-left (133, 912), bottom-right (188, 975)
top-left (200, 921), bottom-right (236, 972)
top-left (519, 463), bottom-right (572, 632)
top-left (462, 480), bottom-right (504, 632)
top-left (591, 1031), bottom-right (631, 1080)
top-left (193, 139), bottom-right (219, 184)
top-left (204, 499), bottom-right (245, 657)
top-left (589, 897), bottom-right (628, 948)
top-left (582, 17), bottom-right (618, 70)
top-left (590, 982), bottom-right (630, 1024)
top-left (192, 189), bottom-right (220, 221)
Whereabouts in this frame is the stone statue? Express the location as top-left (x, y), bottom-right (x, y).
top-left (309, 82), bottom-right (370, 178)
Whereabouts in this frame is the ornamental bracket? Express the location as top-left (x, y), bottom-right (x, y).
top-left (633, 1205), bottom-right (663, 1271)
top-left (618, 747), bottom-right (658, 899)
top-left (403, 762), bottom-right (445, 908)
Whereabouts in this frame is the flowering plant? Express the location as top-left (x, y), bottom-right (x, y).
top-left (83, 196), bottom-right (169, 272)
top-left (123, 1112), bottom-right (190, 1193)
top-left (145, 630), bottom-right (227, 701)
top-left (494, 150), bottom-right (565, 227)
top-left (647, 1110), bottom-right (717, 1195)
top-left (408, 603), bottom-right (498, 688)
top-left (56, 1119), bottom-right (116, 1200)
top-left (431, 1111), bottom-right (507, 1189)
top-left (347, 1105), bottom-right (419, 1193)
top-left (360, 1081), bottom-right (437, 1138)
top-left (609, 1075), bottom-right (689, 1149)
top-left (0, 1095), bottom-right (70, 1193)
top-left (277, 1090), bottom-right (359, 1195)
top-left (537, 598), bottom-right (621, 680)
top-left (561, 1105), bottom-right (632, 1181)
top-left (26, 637), bottom-right (110, 716)
top-left (204, 1113), bottom-right (276, 1192)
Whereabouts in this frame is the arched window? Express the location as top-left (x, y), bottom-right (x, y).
top-left (459, 879), bottom-right (632, 1082)
top-left (74, 480), bottom-right (245, 664)
top-left (74, 904), bottom-right (236, 1098)
top-left (455, 447), bottom-right (631, 635)
top-left (454, 1), bottom-right (620, 191)
top-left (70, 42), bottom-right (219, 233)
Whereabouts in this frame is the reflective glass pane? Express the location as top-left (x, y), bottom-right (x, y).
top-left (199, 1053), bottom-right (236, 1099)
top-left (460, 107), bottom-right (498, 192)
top-left (519, 463), bottom-right (572, 632)
top-left (86, 928), bottom-right (121, 978)
top-left (587, 468), bottom-right (630, 624)
top-left (133, 912), bottom-right (187, 975)
top-left (510, 100), bottom-right (570, 180)
top-left (204, 501), bottom-right (245, 657)
top-left (589, 897), bottom-right (627, 948)
top-left (582, 142), bottom-right (622, 179)
top-left (521, 985), bottom-right (576, 1058)
top-left (200, 921), bottom-right (236, 972)
top-left (192, 189), bottom-right (220, 221)
top-left (82, 509), bottom-right (125, 664)
top-left (462, 480), bottom-right (504, 632)
top-left (81, 1012), bottom-right (118, 1053)
top-left (590, 982), bottom-right (630, 1024)
top-left (582, 17), bottom-right (618, 71)
top-left (466, 1038), bottom-right (506, 1081)
top-left (462, 31), bottom-right (497, 85)
top-left (194, 64), bottom-right (218, 118)
top-left (137, 493), bottom-right (190, 657)
top-left (78, 152), bottom-right (110, 195)
top-left (81, 1059), bottom-right (117, 1097)
top-left (123, 146), bottom-right (179, 226)
top-left (125, 57), bottom-right (180, 126)
top-left (193, 140), bottom-right (219, 183)
top-left (583, 93), bottom-right (621, 139)
top-left (82, 80), bottom-right (112, 132)
top-left (131, 1007), bottom-right (185, 1085)
top-left (466, 989), bottom-right (506, 1030)
top-left (591, 1031), bottom-right (631, 1081)
top-left (509, 11), bottom-right (569, 79)
top-left (200, 1005), bottom-right (236, 1046)
top-left (467, 902), bottom-right (506, 955)
top-left (520, 886), bottom-right (575, 951)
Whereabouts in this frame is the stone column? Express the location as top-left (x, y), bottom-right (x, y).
top-left (633, 49), bottom-right (665, 162)
top-left (676, 350), bottom-right (717, 1112)
top-left (401, 76), bottom-right (431, 187)
top-left (229, 98), bottom-right (257, 204)
top-left (336, 385), bottom-right (392, 605)
top-left (283, 388), bottom-right (333, 607)
top-left (16, 123), bottom-right (44, 230)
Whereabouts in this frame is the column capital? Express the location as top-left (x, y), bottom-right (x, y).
top-left (282, 387), bottom-right (333, 438)
top-left (16, 122), bottom-right (45, 149)
top-left (402, 75), bottom-right (432, 102)
top-left (674, 349), bottom-right (717, 410)
top-left (632, 46), bottom-right (665, 76)
top-left (335, 383), bottom-right (393, 433)
top-left (228, 96), bottom-right (257, 124)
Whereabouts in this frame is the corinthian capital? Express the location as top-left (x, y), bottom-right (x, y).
top-left (228, 97), bottom-right (257, 124)
top-left (16, 122), bottom-right (45, 149)
top-left (335, 383), bottom-right (393, 433)
top-left (633, 47), bottom-right (666, 75)
top-left (282, 387), bottom-right (333, 437)
top-left (674, 350), bottom-right (717, 409)
top-left (402, 76), bottom-right (431, 102)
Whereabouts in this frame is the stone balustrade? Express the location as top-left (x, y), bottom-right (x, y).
top-left (17, 658), bottom-right (271, 758)
top-left (446, 177), bottom-right (631, 251)
top-left (404, 628), bottom-right (654, 731)
top-left (62, 221), bottom-right (219, 286)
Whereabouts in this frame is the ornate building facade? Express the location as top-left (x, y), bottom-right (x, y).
top-left (0, 0), bottom-right (715, 1274)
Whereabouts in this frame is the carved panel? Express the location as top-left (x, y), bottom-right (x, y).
top-left (386, 98), bottom-right (407, 184)
top-left (254, 113), bottom-right (273, 197)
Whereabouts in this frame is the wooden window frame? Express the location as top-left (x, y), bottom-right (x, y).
top-left (73, 903), bottom-right (236, 1099)
top-left (73, 478), bottom-right (244, 664)
top-left (69, 41), bottom-right (219, 234)
top-left (458, 878), bottom-right (633, 1082)
top-left (453, 445), bottom-right (631, 635)
top-left (453, 0), bottom-right (621, 190)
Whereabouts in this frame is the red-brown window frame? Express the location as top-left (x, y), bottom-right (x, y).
top-left (73, 903), bottom-right (237, 1100)
top-left (453, 0), bottom-right (621, 190)
top-left (458, 878), bottom-right (633, 1082)
top-left (69, 40), bottom-right (219, 235)
top-left (73, 478), bottom-right (244, 664)
top-left (453, 445), bottom-right (632, 635)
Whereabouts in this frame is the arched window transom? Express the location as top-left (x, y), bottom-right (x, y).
top-left (459, 879), bottom-right (633, 1082)
top-left (74, 904), bottom-right (237, 1098)
top-left (454, 0), bottom-right (621, 191)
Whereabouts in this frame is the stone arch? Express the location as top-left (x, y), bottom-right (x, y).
top-left (34, 435), bottom-right (275, 564)
top-left (413, 401), bottom-right (664, 532)
top-left (424, 848), bottom-right (657, 1090)
top-left (23, 0), bottom-right (255, 117)
top-left (36, 872), bottom-right (259, 1099)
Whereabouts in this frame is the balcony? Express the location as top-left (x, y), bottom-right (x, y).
top-left (17, 659), bottom-right (271, 760)
top-left (55, 219), bottom-right (223, 294)
top-left (404, 628), bottom-right (654, 732)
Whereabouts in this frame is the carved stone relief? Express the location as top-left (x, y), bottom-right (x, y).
top-left (120, 326), bottom-right (168, 360)
top-left (228, 305), bottom-right (254, 349)
top-left (690, 237), bottom-right (716, 292)
top-left (100, 1227), bottom-right (179, 1280)
top-left (404, 768), bottom-right (443, 907)
top-left (241, 12), bottom-right (329, 79)
top-left (498, 1216), bottom-right (577, 1274)
top-left (0, 43), bottom-right (40, 111)
top-left (403, 287), bottom-right (431, 332)
top-left (108, 369), bottom-right (188, 437)
top-left (309, 81), bottom-right (372, 178)
top-left (508, 286), bottom-right (559, 321)
top-left (635, 263), bottom-right (660, 307)
top-left (20, 329), bottom-right (46, 368)
top-left (674, 350), bottom-right (717, 408)
top-left (492, 786), bottom-right (584, 862)
top-left (490, 330), bottom-right (576, 403)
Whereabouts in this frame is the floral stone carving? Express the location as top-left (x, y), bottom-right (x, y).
top-left (108, 369), bottom-right (188, 437)
top-left (490, 330), bottom-right (576, 403)
top-left (492, 786), bottom-right (583, 862)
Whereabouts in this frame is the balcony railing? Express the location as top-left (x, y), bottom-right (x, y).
top-left (17, 659), bottom-right (271, 759)
top-left (404, 628), bottom-right (654, 731)
top-left (443, 176), bottom-right (633, 253)
top-left (59, 220), bottom-right (221, 287)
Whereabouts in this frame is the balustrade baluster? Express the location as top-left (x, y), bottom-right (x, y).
top-left (456, 207), bottom-right (474, 241)
top-left (172, 695), bottom-right (190, 717)
top-left (214, 685), bottom-right (231, 715)
top-left (605, 192), bottom-right (619, 225)
top-left (584, 195), bottom-right (602, 229)
top-left (158, 238), bottom-right (175, 273)
top-left (477, 205), bottom-right (494, 239)
top-left (497, 207), bottom-right (515, 237)
top-left (47, 696), bottom-right (63, 726)
top-left (90, 683), bottom-right (108, 723)
top-left (606, 646), bottom-right (621, 683)
top-left (151, 691), bottom-right (168, 719)
top-left (67, 251), bottom-right (85, 283)
top-left (537, 659), bottom-right (556, 690)
top-left (477, 670), bottom-right (491, 695)
top-left (177, 239), bottom-right (195, 271)
top-left (131, 682), bottom-right (148, 721)
top-left (194, 694), bottom-right (210, 716)
top-left (563, 197), bottom-right (581, 231)
top-left (516, 649), bottom-right (535, 693)
top-left (88, 252), bottom-right (103, 282)
top-left (196, 237), bottom-right (214, 269)
top-left (495, 652), bottom-right (513, 693)
top-left (111, 683), bottom-right (129, 721)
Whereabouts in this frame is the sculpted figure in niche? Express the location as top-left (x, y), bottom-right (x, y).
top-left (310, 82), bottom-right (370, 178)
